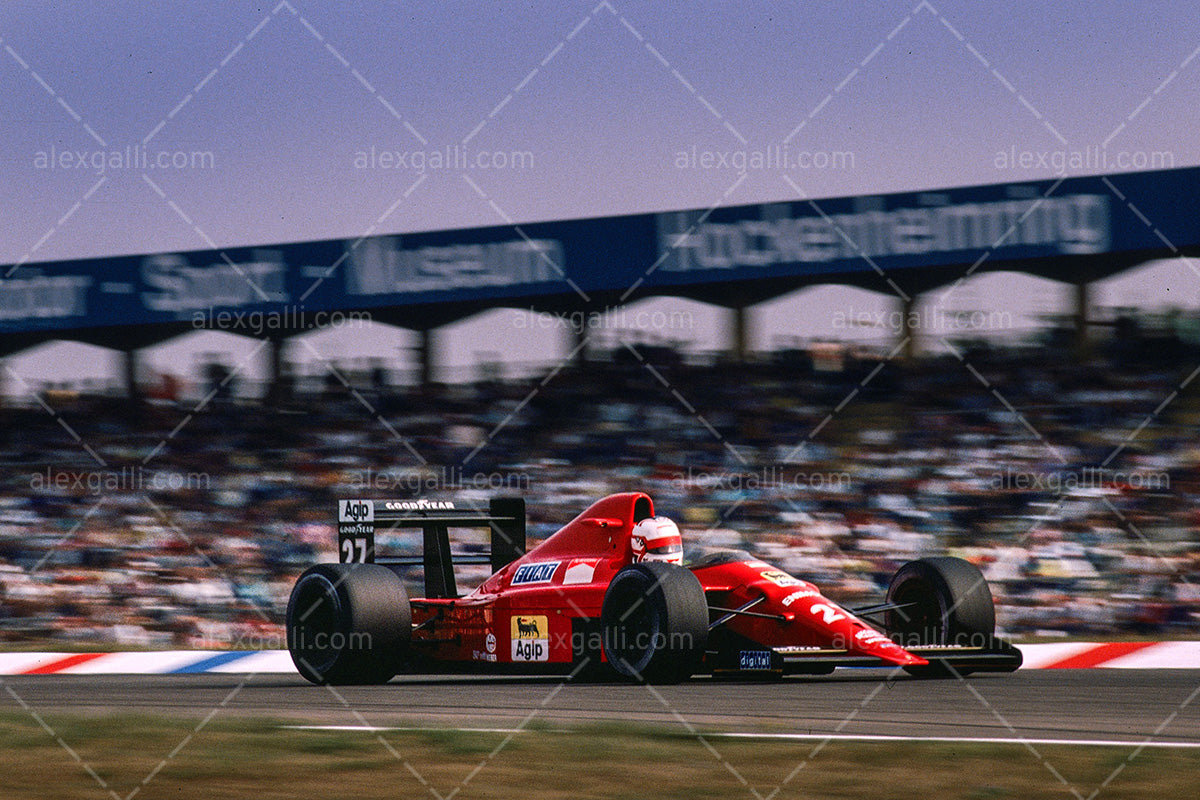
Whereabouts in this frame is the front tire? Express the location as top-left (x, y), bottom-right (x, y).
top-left (286, 563), bottom-right (411, 685)
top-left (885, 556), bottom-right (995, 678)
top-left (600, 562), bottom-right (708, 684)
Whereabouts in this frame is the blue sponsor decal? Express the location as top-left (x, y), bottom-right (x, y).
top-left (511, 561), bottom-right (560, 585)
top-left (739, 650), bottom-right (773, 671)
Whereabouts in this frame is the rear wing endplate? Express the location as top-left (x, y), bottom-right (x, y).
top-left (337, 497), bottom-right (526, 598)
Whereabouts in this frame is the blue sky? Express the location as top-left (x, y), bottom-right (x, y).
top-left (2, 1), bottom-right (1198, 388)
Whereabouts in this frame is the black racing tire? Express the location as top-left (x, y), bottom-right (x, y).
top-left (286, 563), bottom-right (411, 685)
top-left (600, 562), bottom-right (708, 684)
top-left (885, 556), bottom-right (995, 678)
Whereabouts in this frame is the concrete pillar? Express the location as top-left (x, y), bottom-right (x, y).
top-left (266, 337), bottom-right (288, 405)
top-left (898, 294), bottom-right (917, 360)
top-left (1073, 280), bottom-right (1091, 360)
top-left (419, 328), bottom-right (436, 386)
top-left (731, 305), bottom-right (752, 362)
top-left (122, 348), bottom-right (140, 402)
top-left (571, 316), bottom-right (588, 365)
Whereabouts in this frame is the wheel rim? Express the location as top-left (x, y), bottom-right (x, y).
top-left (890, 578), bottom-right (946, 646)
top-left (605, 579), bottom-right (661, 675)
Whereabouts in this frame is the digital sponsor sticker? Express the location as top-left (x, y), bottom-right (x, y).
top-left (760, 569), bottom-right (802, 587)
top-left (739, 650), bottom-right (773, 670)
top-left (511, 561), bottom-right (560, 586)
top-left (510, 614), bottom-right (549, 662)
top-left (485, 632), bottom-right (497, 653)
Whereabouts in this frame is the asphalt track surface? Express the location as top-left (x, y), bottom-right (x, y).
top-left (4, 669), bottom-right (1200, 745)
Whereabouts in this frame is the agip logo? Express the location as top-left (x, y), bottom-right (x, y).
top-left (338, 499), bottom-right (374, 522)
top-left (510, 615), bottom-right (548, 662)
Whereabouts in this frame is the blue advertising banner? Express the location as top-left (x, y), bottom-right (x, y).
top-left (2, 167), bottom-right (1197, 337)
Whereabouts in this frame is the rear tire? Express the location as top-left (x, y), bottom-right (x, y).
top-left (600, 562), bottom-right (708, 684)
top-left (286, 563), bottom-right (411, 685)
top-left (885, 556), bottom-right (995, 678)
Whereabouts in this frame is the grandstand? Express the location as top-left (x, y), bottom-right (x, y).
top-left (1, 336), bottom-right (1199, 646)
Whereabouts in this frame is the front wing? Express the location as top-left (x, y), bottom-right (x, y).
top-left (709, 639), bottom-right (1024, 676)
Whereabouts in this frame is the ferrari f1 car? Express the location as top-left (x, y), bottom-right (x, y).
top-left (286, 493), bottom-right (1022, 684)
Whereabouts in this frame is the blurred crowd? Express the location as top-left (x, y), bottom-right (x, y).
top-left (2, 335), bottom-right (1199, 648)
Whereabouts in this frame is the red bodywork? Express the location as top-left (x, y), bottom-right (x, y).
top-left (409, 492), bottom-right (928, 670)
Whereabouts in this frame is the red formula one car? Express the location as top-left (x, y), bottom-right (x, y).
top-left (286, 493), bottom-right (1022, 684)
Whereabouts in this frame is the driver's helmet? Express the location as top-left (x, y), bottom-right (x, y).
top-left (630, 516), bottom-right (683, 564)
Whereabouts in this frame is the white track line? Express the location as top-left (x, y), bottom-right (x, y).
top-left (282, 725), bottom-right (1200, 748)
top-left (709, 732), bottom-right (1200, 748)
top-left (283, 725), bottom-right (542, 734)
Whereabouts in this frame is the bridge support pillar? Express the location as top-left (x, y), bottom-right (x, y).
top-left (419, 328), bottom-right (437, 386)
top-left (1073, 280), bottom-right (1091, 360)
top-left (898, 294), bottom-right (917, 360)
top-left (731, 305), bottom-right (752, 362)
top-left (123, 348), bottom-right (140, 403)
top-left (571, 317), bottom-right (588, 365)
top-left (266, 337), bottom-right (290, 405)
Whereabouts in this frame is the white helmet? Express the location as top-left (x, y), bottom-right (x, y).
top-left (630, 516), bottom-right (683, 564)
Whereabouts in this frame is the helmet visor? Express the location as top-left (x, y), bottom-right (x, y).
top-left (642, 542), bottom-right (683, 563)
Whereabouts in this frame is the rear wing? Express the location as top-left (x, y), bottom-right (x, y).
top-left (337, 497), bottom-right (526, 599)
